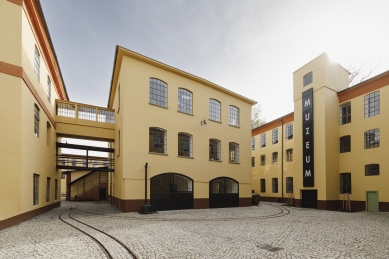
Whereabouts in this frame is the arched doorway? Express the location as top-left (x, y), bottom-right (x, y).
top-left (150, 173), bottom-right (193, 211)
top-left (209, 177), bottom-right (239, 208)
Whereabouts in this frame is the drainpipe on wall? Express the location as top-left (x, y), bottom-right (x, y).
top-left (141, 163), bottom-right (153, 214)
top-left (281, 117), bottom-right (284, 203)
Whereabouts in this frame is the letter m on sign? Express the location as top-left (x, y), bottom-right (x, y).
top-left (305, 170), bottom-right (311, 177)
top-left (304, 99), bottom-right (311, 108)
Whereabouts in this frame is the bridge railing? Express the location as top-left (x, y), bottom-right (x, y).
top-left (56, 154), bottom-right (114, 171)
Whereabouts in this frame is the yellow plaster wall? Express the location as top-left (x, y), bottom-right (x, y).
top-left (113, 55), bottom-right (253, 201)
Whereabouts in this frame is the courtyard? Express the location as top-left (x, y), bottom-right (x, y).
top-left (0, 201), bottom-right (388, 259)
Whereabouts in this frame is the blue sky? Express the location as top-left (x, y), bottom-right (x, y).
top-left (41, 0), bottom-right (389, 122)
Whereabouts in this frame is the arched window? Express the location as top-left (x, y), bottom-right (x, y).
top-left (149, 127), bottom-right (167, 154)
top-left (178, 88), bottom-right (192, 114)
top-left (209, 99), bottom-right (221, 122)
top-left (178, 133), bottom-right (192, 157)
top-left (150, 78), bottom-right (168, 107)
top-left (209, 138), bottom-right (221, 161)
top-left (229, 105), bottom-right (239, 127)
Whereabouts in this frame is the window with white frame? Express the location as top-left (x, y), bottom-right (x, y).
top-left (260, 133), bottom-right (266, 147)
top-left (150, 78), bottom-right (168, 107)
top-left (364, 91), bottom-right (380, 118)
top-left (272, 128), bottom-right (278, 144)
top-left (364, 129), bottom-right (380, 149)
top-left (251, 137), bottom-right (255, 150)
top-left (34, 104), bottom-right (40, 137)
top-left (286, 123), bottom-right (293, 140)
top-left (178, 88), bottom-right (192, 114)
top-left (209, 99), bottom-right (221, 122)
top-left (149, 127), bottom-right (167, 154)
top-left (47, 77), bottom-right (51, 102)
top-left (303, 71), bottom-right (312, 87)
top-left (339, 102), bottom-right (351, 125)
top-left (229, 142), bottom-right (239, 163)
top-left (209, 138), bottom-right (221, 161)
top-left (178, 133), bottom-right (192, 157)
top-left (229, 106), bottom-right (239, 127)
top-left (34, 45), bottom-right (40, 81)
top-left (272, 152), bottom-right (278, 164)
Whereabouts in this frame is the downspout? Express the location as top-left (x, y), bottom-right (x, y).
top-left (280, 117), bottom-right (284, 203)
top-left (144, 163), bottom-right (148, 205)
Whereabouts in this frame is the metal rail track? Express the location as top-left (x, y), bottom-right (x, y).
top-left (74, 203), bottom-right (291, 222)
top-left (59, 205), bottom-right (138, 259)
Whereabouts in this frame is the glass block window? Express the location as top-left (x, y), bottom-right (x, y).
top-left (149, 127), bottom-right (167, 154)
top-left (33, 174), bottom-right (39, 205)
top-left (260, 133), bottom-right (266, 147)
top-left (150, 78), bottom-right (168, 107)
top-left (260, 179), bottom-right (266, 193)
top-left (47, 77), bottom-right (51, 102)
top-left (272, 128), bottom-right (278, 144)
top-left (272, 178), bottom-right (278, 193)
top-left (251, 137), bottom-right (255, 150)
top-left (365, 164), bottom-right (379, 176)
top-left (46, 177), bottom-right (50, 202)
top-left (34, 45), bottom-right (40, 81)
top-left (303, 71), bottom-right (313, 87)
top-left (209, 99), bottom-right (221, 122)
top-left (364, 129), bottom-right (380, 149)
top-left (364, 91), bottom-right (380, 118)
top-left (286, 123), bottom-right (293, 140)
top-left (286, 177), bottom-right (293, 193)
top-left (209, 138), bottom-right (221, 161)
top-left (229, 142), bottom-right (239, 163)
top-left (340, 135), bottom-right (351, 153)
top-left (286, 149), bottom-right (293, 162)
top-left (178, 133), bottom-right (192, 157)
top-left (251, 157), bottom-right (255, 167)
top-left (229, 106), bottom-right (239, 127)
top-left (272, 152), bottom-right (278, 164)
top-left (178, 88), bottom-right (192, 114)
top-left (340, 102), bottom-right (351, 125)
top-left (34, 104), bottom-right (40, 137)
top-left (260, 155), bottom-right (265, 166)
top-left (340, 173), bottom-right (351, 194)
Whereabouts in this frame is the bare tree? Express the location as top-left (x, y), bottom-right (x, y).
top-left (348, 59), bottom-right (380, 86)
top-left (251, 104), bottom-right (266, 129)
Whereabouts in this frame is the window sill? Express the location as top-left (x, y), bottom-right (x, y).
top-left (229, 162), bottom-right (240, 165)
top-left (228, 124), bottom-right (240, 128)
top-left (261, 145), bottom-right (266, 148)
top-left (177, 155), bottom-right (194, 159)
top-left (272, 163), bottom-right (278, 165)
top-left (149, 102), bottom-right (168, 109)
top-left (177, 110), bottom-right (193, 116)
top-left (148, 152), bottom-right (168, 156)
top-left (208, 119), bottom-right (222, 124)
top-left (209, 159), bottom-right (222, 162)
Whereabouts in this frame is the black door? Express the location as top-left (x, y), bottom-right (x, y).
top-left (209, 177), bottom-right (239, 208)
top-left (302, 190), bottom-right (317, 208)
top-left (150, 173), bottom-right (193, 211)
top-left (99, 188), bottom-right (106, 200)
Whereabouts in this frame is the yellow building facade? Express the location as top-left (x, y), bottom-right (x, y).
top-left (252, 53), bottom-right (389, 212)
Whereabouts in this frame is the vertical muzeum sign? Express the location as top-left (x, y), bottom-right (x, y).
top-left (302, 88), bottom-right (314, 187)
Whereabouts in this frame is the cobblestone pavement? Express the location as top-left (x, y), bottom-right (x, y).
top-left (1, 200), bottom-right (389, 259)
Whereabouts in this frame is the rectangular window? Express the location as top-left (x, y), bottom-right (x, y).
top-left (286, 177), bottom-right (293, 193)
top-left (178, 88), bottom-right (193, 114)
top-left (340, 173), bottom-right (351, 194)
top-left (149, 127), bottom-right (167, 154)
top-left (251, 157), bottom-right (255, 167)
top-left (46, 177), bottom-right (51, 202)
top-left (364, 91), bottom-right (380, 118)
top-left (209, 139), bottom-right (221, 161)
top-left (47, 77), bottom-right (51, 102)
top-left (251, 137), bottom-right (255, 150)
top-left (286, 123), bottom-right (293, 140)
top-left (260, 179), bottom-right (265, 193)
top-left (340, 135), bottom-right (351, 153)
top-left (178, 133), bottom-right (192, 157)
top-left (260, 155), bottom-right (265, 166)
top-left (34, 104), bottom-right (40, 137)
top-left (272, 178), bottom-right (278, 193)
top-left (303, 71), bottom-right (313, 87)
top-left (364, 129), bottom-right (380, 149)
top-left (272, 128), bottom-right (278, 144)
top-left (61, 172), bottom-right (66, 179)
top-left (33, 174), bottom-right (39, 205)
top-left (209, 99), bottom-right (221, 122)
top-left (365, 164), bottom-right (379, 176)
top-left (34, 45), bottom-right (40, 81)
top-left (46, 122), bottom-right (51, 146)
top-left (339, 102), bottom-right (351, 125)
top-left (272, 152), bottom-right (278, 164)
top-left (260, 133), bottom-right (266, 147)
top-left (149, 78), bottom-right (168, 108)
top-left (54, 179), bottom-right (58, 200)
top-left (229, 142), bottom-right (239, 163)
top-left (229, 105), bottom-right (239, 127)
top-left (286, 149), bottom-right (293, 162)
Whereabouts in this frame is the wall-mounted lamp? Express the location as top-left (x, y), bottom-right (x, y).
top-left (201, 119), bottom-right (207, 126)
